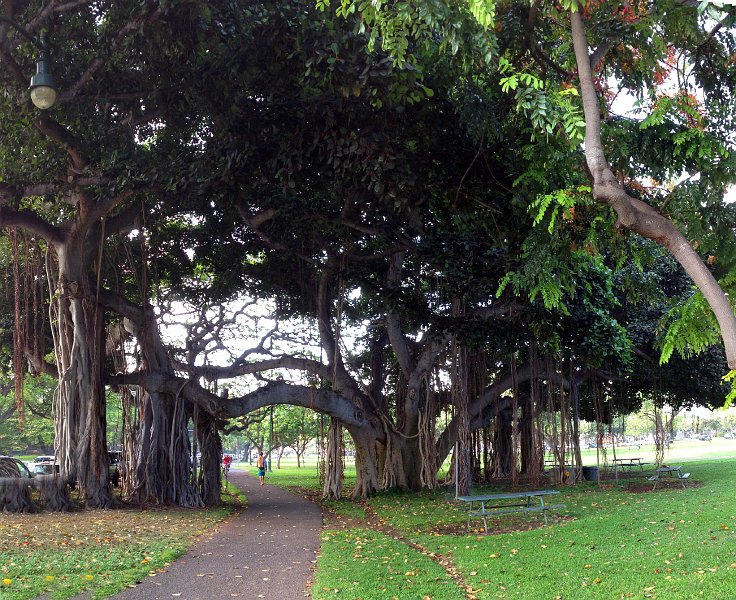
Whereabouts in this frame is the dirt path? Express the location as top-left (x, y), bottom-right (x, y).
top-left (110, 468), bottom-right (322, 600)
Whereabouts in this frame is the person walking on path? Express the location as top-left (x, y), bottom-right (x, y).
top-left (257, 451), bottom-right (266, 485)
top-left (110, 468), bottom-right (322, 600)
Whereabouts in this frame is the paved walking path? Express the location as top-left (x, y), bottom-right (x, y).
top-left (111, 468), bottom-right (322, 599)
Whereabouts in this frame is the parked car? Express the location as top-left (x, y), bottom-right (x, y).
top-left (0, 456), bottom-right (33, 478)
top-left (34, 455), bottom-right (55, 463)
top-left (31, 461), bottom-right (60, 476)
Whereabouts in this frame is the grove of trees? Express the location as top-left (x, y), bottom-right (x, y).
top-left (1, 0), bottom-right (735, 510)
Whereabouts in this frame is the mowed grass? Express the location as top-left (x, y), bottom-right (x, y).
top-left (0, 486), bottom-right (238, 599)
top-left (266, 443), bottom-right (736, 599)
top-left (3, 442), bottom-right (734, 599)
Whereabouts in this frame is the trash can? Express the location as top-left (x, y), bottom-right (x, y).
top-left (582, 466), bottom-right (599, 481)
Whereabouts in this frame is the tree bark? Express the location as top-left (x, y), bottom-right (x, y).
top-left (51, 233), bottom-right (116, 509)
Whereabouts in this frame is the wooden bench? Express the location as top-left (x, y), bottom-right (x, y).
top-left (457, 490), bottom-right (565, 532)
top-left (613, 458), bottom-right (649, 471)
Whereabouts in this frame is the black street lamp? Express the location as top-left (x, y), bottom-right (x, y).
top-left (0, 17), bottom-right (57, 109)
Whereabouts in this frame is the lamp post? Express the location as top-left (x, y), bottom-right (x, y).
top-left (0, 17), bottom-right (58, 109)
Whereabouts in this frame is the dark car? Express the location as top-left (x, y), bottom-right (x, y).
top-left (32, 461), bottom-right (60, 476)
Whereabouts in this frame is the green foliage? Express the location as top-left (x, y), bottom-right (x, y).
top-left (498, 57), bottom-right (586, 143)
top-left (323, 0), bottom-right (498, 67)
top-left (639, 92), bottom-right (728, 161)
top-left (530, 186), bottom-right (591, 234)
top-left (0, 375), bottom-right (56, 454)
top-left (721, 370), bottom-right (736, 408)
top-left (659, 290), bottom-right (724, 365)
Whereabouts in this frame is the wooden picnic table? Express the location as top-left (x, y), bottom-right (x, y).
top-left (648, 465), bottom-right (691, 489)
top-left (612, 457), bottom-right (649, 471)
top-left (456, 490), bottom-right (565, 532)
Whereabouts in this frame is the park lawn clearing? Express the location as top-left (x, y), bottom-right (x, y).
top-left (0, 490), bottom-right (235, 600)
top-left (268, 458), bottom-right (736, 599)
top-left (314, 527), bottom-right (466, 600)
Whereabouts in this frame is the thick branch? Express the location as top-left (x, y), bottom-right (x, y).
top-left (172, 355), bottom-right (332, 382)
top-left (385, 251), bottom-right (414, 378)
top-left (34, 115), bottom-right (87, 171)
top-left (0, 206), bottom-right (64, 244)
top-left (571, 9), bottom-right (736, 369)
top-left (63, 4), bottom-right (165, 101)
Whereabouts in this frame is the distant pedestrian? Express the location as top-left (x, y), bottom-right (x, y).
top-left (257, 452), bottom-right (266, 485)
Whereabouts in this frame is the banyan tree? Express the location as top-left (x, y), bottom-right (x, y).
top-left (2, 0), bottom-right (735, 510)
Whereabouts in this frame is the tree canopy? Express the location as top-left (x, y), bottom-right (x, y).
top-left (1, 0), bottom-right (734, 507)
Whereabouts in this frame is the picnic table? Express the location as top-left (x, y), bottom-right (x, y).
top-left (612, 457), bottom-right (649, 471)
top-left (456, 490), bottom-right (565, 532)
top-left (648, 465), bottom-right (691, 489)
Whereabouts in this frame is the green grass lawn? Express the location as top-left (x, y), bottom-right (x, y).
top-left (3, 444), bottom-right (735, 599)
top-left (0, 486), bottom-right (238, 600)
top-left (265, 444), bottom-right (736, 599)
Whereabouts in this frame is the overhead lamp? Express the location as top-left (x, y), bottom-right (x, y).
top-left (0, 18), bottom-right (58, 109)
top-left (29, 36), bottom-right (57, 109)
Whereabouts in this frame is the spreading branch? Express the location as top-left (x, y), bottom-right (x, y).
top-left (570, 9), bottom-right (736, 369)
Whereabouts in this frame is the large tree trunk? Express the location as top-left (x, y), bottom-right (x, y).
top-left (323, 417), bottom-right (344, 500)
top-left (51, 242), bottom-right (115, 508)
top-left (349, 426), bottom-right (380, 499)
top-left (196, 410), bottom-right (222, 506)
top-left (491, 409), bottom-right (514, 477)
top-left (121, 310), bottom-right (203, 507)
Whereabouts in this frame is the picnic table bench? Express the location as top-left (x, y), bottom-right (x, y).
top-left (647, 465), bottom-right (690, 489)
top-left (456, 490), bottom-right (565, 532)
top-left (612, 457), bottom-right (649, 471)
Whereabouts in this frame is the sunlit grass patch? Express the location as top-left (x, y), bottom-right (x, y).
top-left (313, 528), bottom-right (466, 600)
top-left (254, 461), bottom-right (357, 494)
top-left (0, 502), bottom-right (232, 599)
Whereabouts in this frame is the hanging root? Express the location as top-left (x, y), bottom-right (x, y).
top-left (322, 418), bottom-right (344, 500)
top-left (418, 378), bottom-right (438, 490)
top-left (0, 478), bottom-right (38, 513)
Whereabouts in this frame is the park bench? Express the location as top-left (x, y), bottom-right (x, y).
top-left (456, 489), bottom-right (565, 532)
top-left (647, 466), bottom-right (690, 490)
top-left (612, 457), bottom-right (649, 471)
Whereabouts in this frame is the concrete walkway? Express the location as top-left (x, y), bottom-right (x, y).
top-left (111, 468), bottom-right (322, 599)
